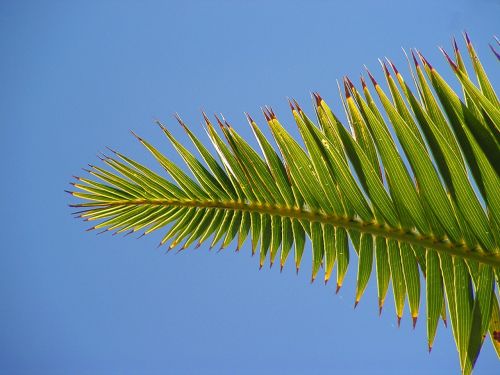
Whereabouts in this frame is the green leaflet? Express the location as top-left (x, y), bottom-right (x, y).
top-left (426, 250), bottom-right (443, 351)
top-left (355, 234), bottom-right (374, 305)
top-left (375, 237), bottom-right (390, 313)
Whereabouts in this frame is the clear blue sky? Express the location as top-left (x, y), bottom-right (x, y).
top-left (1, 0), bottom-right (498, 374)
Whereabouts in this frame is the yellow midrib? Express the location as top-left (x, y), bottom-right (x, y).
top-left (82, 197), bottom-right (500, 267)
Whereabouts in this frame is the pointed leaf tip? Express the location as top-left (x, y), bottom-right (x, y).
top-left (412, 316), bottom-right (417, 329)
top-left (387, 58), bottom-right (399, 75)
top-left (343, 79), bottom-right (351, 98)
top-left (428, 345), bottom-right (432, 353)
top-left (463, 30), bottom-right (471, 46)
top-left (264, 105), bottom-right (276, 119)
top-left (262, 107), bottom-right (271, 121)
top-left (417, 51), bottom-right (433, 69)
top-left (380, 59), bottom-right (390, 77)
top-left (244, 112), bottom-right (255, 124)
top-left (105, 146), bottom-right (117, 154)
top-left (397, 316), bottom-right (402, 327)
top-left (287, 98), bottom-right (295, 111)
top-left (354, 301), bottom-right (359, 309)
top-left (489, 44), bottom-right (500, 60)
top-left (379, 305), bottom-right (383, 316)
top-left (452, 36), bottom-right (459, 52)
top-left (335, 284), bottom-right (341, 294)
top-left (365, 68), bottom-right (378, 87)
top-left (410, 49), bottom-right (420, 67)
top-left (291, 99), bottom-right (302, 113)
top-left (344, 76), bottom-right (355, 89)
top-left (312, 92), bottom-right (322, 107)
top-left (201, 111), bottom-right (211, 126)
top-left (214, 114), bottom-right (225, 129)
top-left (130, 130), bottom-right (143, 142)
top-left (439, 47), bottom-right (458, 71)
top-left (174, 113), bottom-right (187, 128)
top-left (360, 75), bottom-right (367, 89)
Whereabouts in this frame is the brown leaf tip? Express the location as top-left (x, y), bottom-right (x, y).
top-left (410, 49), bottom-right (420, 67)
top-left (262, 107), bottom-right (271, 121)
top-left (412, 316), bottom-right (417, 329)
top-left (343, 79), bottom-right (351, 98)
top-left (489, 44), bottom-right (500, 61)
top-left (360, 75), bottom-right (367, 89)
top-left (463, 31), bottom-right (471, 46)
top-left (493, 330), bottom-right (500, 342)
top-left (387, 59), bottom-right (399, 76)
top-left (397, 316), bottom-right (401, 327)
top-left (344, 76), bottom-right (355, 89)
top-left (312, 92), bottom-right (322, 107)
top-left (130, 130), bottom-right (143, 142)
top-left (439, 47), bottom-right (458, 71)
top-left (244, 112), bottom-right (255, 125)
top-left (214, 114), bottom-right (225, 129)
top-left (335, 283), bottom-right (341, 294)
top-left (201, 111), bottom-right (211, 126)
top-left (417, 51), bottom-right (433, 70)
top-left (380, 59), bottom-right (390, 77)
top-left (262, 106), bottom-right (276, 120)
top-left (174, 113), bottom-right (186, 128)
top-left (266, 106), bottom-right (277, 119)
top-left (366, 68), bottom-right (378, 87)
top-left (291, 99), bottom-right (302, 113)
top-left (452, 36), bottom-right (459, 53)
top-left (354, 300), bottom-right (359, 309)
top-left (105, 146), bottom-right (117, 154)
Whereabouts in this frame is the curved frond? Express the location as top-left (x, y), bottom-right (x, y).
top-left (69, 35), bottom-right (500, 373)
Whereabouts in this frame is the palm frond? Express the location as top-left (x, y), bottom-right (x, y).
top-left (69, 34), bottom-right (500, 374)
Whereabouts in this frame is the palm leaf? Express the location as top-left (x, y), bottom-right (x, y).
top-left (68, 36), bottom-right (500, 374)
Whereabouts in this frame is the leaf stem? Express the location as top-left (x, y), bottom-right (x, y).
top-left (81, 198), bottom-right (500, 267)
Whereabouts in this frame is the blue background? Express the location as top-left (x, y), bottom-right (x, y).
top-left (1, 0), bottom-right (499, 374)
